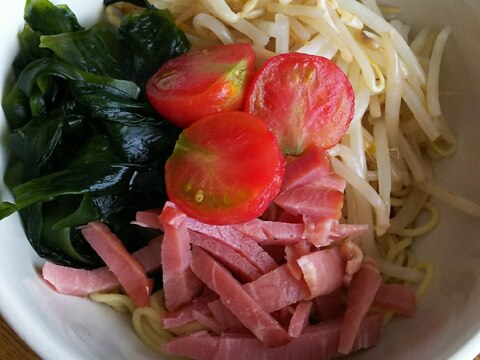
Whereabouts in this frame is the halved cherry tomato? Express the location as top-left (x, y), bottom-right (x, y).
top-left (165, 111), bottom-right (285, 225)
top-left (146, 43), bottom-right (256, 128)
top-left (245, 53), bottom-right (355, 155)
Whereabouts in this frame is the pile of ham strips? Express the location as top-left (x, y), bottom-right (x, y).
top-left (41, 144), bottom-right (416, 360)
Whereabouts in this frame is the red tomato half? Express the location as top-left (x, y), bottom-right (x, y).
top-left (146, 43), bottom-right (256, 128)
top-left (165, 111), bottom-right (285, 225)
top-left (245, 53), bottom-right (355, 155)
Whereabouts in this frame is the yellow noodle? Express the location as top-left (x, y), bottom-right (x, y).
top-left (394, 202), bottom-right (440, 237)
top-left (414, 262), bottom-right (435, 300)
top-left (132, 307), bottom-right (184, 360)
top-left (385, 236), bottom-right (413, 263)
top-left (89, 293), bottom-right (136, 314)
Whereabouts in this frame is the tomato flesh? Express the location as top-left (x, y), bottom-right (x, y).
top-left (165, 111), bottom-right (285, 225)
top-left (245, 53), bottom-right (355, 155)
top-left (147, 43), bottom-right (256, 128)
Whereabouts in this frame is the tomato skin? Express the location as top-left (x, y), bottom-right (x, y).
top-left (146, 43), bottom-right (256, 129)
top-left (165, 111), bottom-right (285, 225)
top-left (245, 53), bottom-right (355, 155)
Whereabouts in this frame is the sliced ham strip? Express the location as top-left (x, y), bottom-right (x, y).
top-left (274, 184), bottom-right (344, 219)
top-left (340, 240), bottom-right (364, 285)
top-left (373, 283), bottom-right (416, 317)
top-left (330, 223), bottom-right (369, 241)
top-left (42, 263), bottom-right (120, 296)
top-left (133, 208), bottom-right (163, 229)
top-left (42, 236), bottom-right (162, 297)
top-left (242, 264), bottom-right (311, 313)
top-left (163, 312), bottom-right (382, 360)
top-left (185, 217), bottom-right (277, 274)
top-left (230, 218), bottom-right (270, 241)
top-left (189, 231), bottom-right (262, 282)
top-left (338, 262), bottom-right (382, 354)
top-left (297, 247), bottom-right (345, 299)
top-left (192, 310), bottom-right (223, 334)
top-left (191, 246), bottom-right (291, 347)
top-left (163, 331), bottom-right (218, 360)
top-left (133, 236), bottom-right (163, 272)
top-left (285, 240), bottom-right (311, 280)
top-left (288, 301), bottom-right (313, 338)
top-left (208, 299), bottom-right (242, 331)
top-left (311, 174), bottom-right (346, 193)
top-left (302, 216), bottom-right (335, 247)
top-left (281, 144), bottom-right (345, 193)
top-left (352, 311), bottom-right (383, 351)
top-left (275, 306), bottom-right (296, 328)
top-left (162, 288), bottom-right (218, 330)
top-left (160, 202), bottom-right (203, 311)
top-left (231, 218), bottom-right (304, 246)
top-left (261, 222), bottom-right (305, 245)
top-left (80, 221), bottom-right (153, 307)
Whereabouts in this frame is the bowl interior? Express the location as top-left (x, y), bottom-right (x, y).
top-left (0, 1), bottom-right (479, 359)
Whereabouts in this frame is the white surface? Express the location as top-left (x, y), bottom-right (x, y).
top-left (0, 0), bottom-right (479, 359)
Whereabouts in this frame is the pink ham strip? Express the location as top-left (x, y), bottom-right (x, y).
top-left (163, 331), bottom-right (217, 360)
top-left (242, 264), bottom-right (310, 313)
top-left (338, 262), bottom-right (382, 354)
top-left (373, 283), bottom-right (416, 317)
top-left (133, 208), bottom-right (163, 229)
top-left (189, 231), bottom-right (263, 282)
top-left (274, 184), bottom-right (344, 219)
top-left (42, 236), bottom-right (162, 297)
top-left (80, 221), bottom-right (153, 307)
top-left (191, 246), bottom-right (291, 347)
top-left (230, 218), bottom-right (304, 245)
top-left (160, 202), bottom-right (203, 311)
top-left (192, 310), bottom-right (223, 334)
top-left (42, 263), bottom-right (120, 296)
top-left (281, 144), bottom-right (345, 193)
top-left (330, 223), bottom-right (369, 241)
top-left (297, 247), bottom-right (345, 299)
top-left (162, 288), bottom-right (218, 329)
top-left (340, 241), bottom-right (364, 285)
top-left (133, 236), bottom-right (163, 272)
top-left (185, 217), bottom-right (277, 274)
top-left (285, 240), bottom-right (310, 280)
top-left (309, 174), bottom-right (346, 193)
top-left (302, 216), bottom-right (335, 247)
top-left (163, 312), bottom-right (382, 360)
top-left (208, 299), bottom-right (242, 331)
top-left (288, 301), bottom-right (313, 338)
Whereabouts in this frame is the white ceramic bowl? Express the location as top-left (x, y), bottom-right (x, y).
top-left (0, 0), bottom-right (479, 359)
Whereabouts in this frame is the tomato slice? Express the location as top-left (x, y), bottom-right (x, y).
top-left (165, 111), bottom-right (285, 225)
top-left (245, 53), bottom-right (355, 155)
top-left (146, 43), bottom-right (256, 128)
